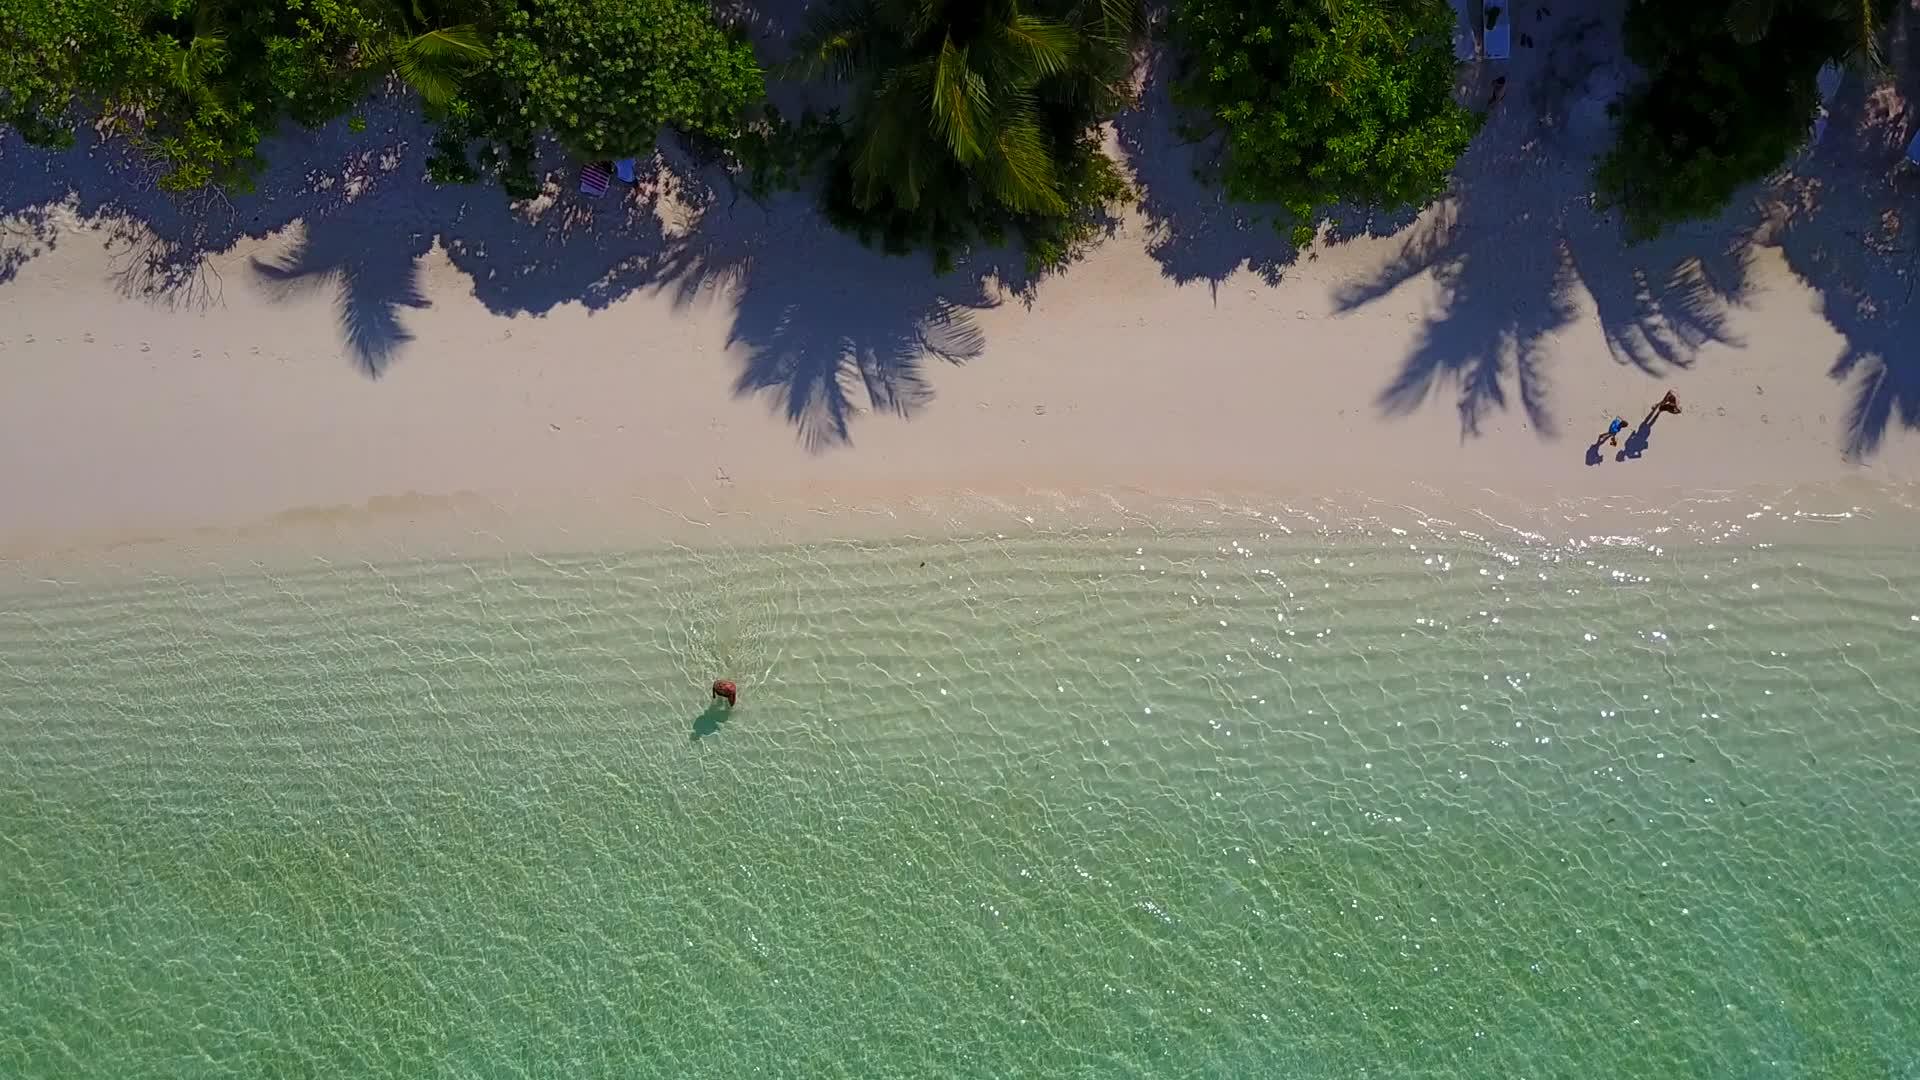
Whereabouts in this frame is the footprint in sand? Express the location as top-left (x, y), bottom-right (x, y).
top-left (140, 343), bottom-right (151, 352)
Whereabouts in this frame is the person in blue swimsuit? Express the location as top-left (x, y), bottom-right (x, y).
top-left (1598, 415), bottom-right (1628, 448)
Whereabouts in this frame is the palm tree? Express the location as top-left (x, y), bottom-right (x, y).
top-left (148, 1), bottom-right (229, 108)
top-left (167, 22), bottom-right (229, 98)
top-left (375, 0), bottom-right (493, 108)
top-left (790, 0), bottom-right (1139, 219)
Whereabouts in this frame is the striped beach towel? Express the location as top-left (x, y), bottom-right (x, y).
top-left (578, 162), bottom-right (611, 197)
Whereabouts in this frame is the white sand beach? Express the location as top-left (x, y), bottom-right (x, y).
top-left (4, 10), bottom-right (1920, 550)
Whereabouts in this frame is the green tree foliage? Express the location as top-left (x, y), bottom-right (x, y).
top-left (374, 5), bottom-right (493, 109)
top-left (0, 0), bottom-right (488, 189)
top-left (789, 0), bottom-right (1141, 271)
top-left (0, 0), bottom-right (152, 146)
top-left (428, 0), bottom-right (762, 196)
top-left (2, 0), bottom-right (756, 196)
top-left (1170, 0), bottom-right (1478, 245)
top-left (1595, 0), bottom-right (1890, 239)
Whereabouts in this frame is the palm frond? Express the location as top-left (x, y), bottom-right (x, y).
top-left (403, 25), bottom-right (492, 61)
top-left (898, 0), bottom-right (947, 44)
top-left (173, 31), bottom-right (229, 91)
top-left (1839, 0), bottom-right (1886, 71)
top-left (994, 15), bottom-right (1079, 81)
top-left (391, 26), bottom-right (491, 107)
top-left (1083, 0), bottom-right (1143, 47)
top-left (851, 98), bottom-right (927, 208)
top-left (787, 0), bottom-right (881, 82)
top-left (1722, 0), bottom-right (1779, 44)
top-left (981, 97), bottom-right (1065, 214)
top-left (928, 39), bottom-right (991, 163)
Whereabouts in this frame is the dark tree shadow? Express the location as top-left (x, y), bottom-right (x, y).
top-left (1, 89), bottom-right (1007, 448)
top-left (2, 96), bottom-right (455, 372)
top-left (716, 211), bottom-right (997, 450)
top-left (251, 224), bottom-right (432, 378)
top-left (1112, 43), bottom-right (1302, 290)
top-left (0, 128), bottom-right (247, 304)
top-left (429, 166), bottom-right (1006, 450)
top-left (713, 0), bottom-right (813, 53)
top-left (1334, 14), bottom-right (1750, 440)
top-left (1113, 32), bottom-right (1451, 294)
top-left (1747, 41), bottom-right (1920, 462)
top-left (1, 204), bottom-right (58, 287)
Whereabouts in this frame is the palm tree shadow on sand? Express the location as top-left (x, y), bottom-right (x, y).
top-left (250, 221), bottom-right (432, 378)
top-left (1333, 14), bottom-right (1751, 440)
top-left (430, 178), bottom-right (1008, 452)
top-left (0, 93), bottom-right (1008, 447)
top-left (718, 217), bottom-right (996, 450)
top-left (1747, 59), bottom-right (1920, 461)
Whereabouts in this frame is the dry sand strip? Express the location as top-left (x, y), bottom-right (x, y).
top-left (3, 46), bottom-right (1918, 547)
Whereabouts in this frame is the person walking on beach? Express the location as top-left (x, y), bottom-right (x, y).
top-left (1629, 391), bottom-right (1681, 443)
top-left (1646, 391), bottom-right (1681, 424)
top-left (1617, 391), bottom-right (1683, 460)
top-left (1597, 415), bottom-right (1629, 448)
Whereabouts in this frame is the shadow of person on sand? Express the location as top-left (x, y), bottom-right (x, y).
top-left (1333, 14), bottom-right (1750, 441)
top-left (1618, 417), bottom-right (1654, 460)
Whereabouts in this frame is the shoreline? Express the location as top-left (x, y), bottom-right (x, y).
top-left (6, 67), bottom-right (1920, 559)
top-left (5, 471), bottom-right (1914, 590)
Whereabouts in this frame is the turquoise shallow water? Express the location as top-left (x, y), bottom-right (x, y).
top-left (3, 496), bottom-right (1919, 1078)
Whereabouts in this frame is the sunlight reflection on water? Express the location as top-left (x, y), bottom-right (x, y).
top-left (2, 491), bottom-right (1917, 1077)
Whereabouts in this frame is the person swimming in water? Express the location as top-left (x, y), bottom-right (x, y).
top-left (711, 680), bottom-right (737, 707)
